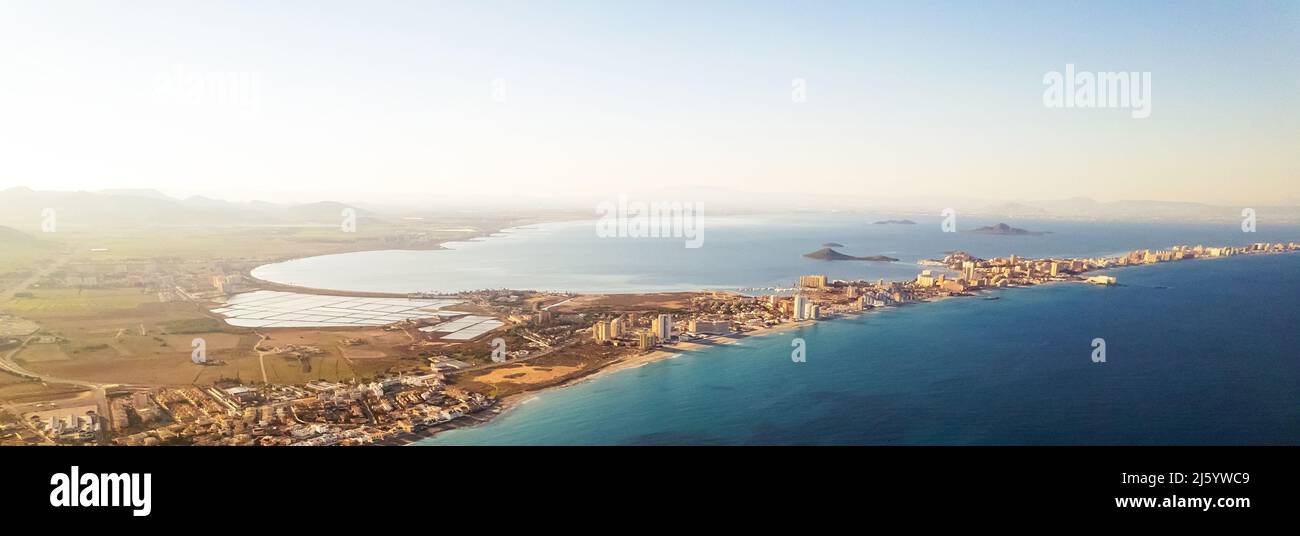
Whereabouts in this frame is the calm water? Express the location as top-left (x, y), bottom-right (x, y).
top-left (421, 253), bottom-right (1300, 445)
top-left (251, 214), bottom-right (1300, 444)
top-left (253, 213), bottom-right (1300, 293)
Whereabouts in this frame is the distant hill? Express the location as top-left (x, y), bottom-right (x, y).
top-left (821, 242), bottom-right (844, 247)
top-left (285, 201), bottom-right (378, 223)
top-left (965, 223), bottom-right (1048, 236)
top-left (975, 197), bottom-right (1300, 223)
top-left (872, 219), bottom-right (916, 225)
top-left (803, 247), bottom-right (898, 262)
top-left (0, 225), bottom-right (33, 242)
top-left (0, 187), bottom-right (373, 227)
top-left (97, 188), bottom-right (173, 200)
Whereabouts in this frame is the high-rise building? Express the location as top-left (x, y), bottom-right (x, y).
top-left (689, 319), bottom-right (731, 335)
top-left (916, 270), bottom-right (939, 287)
top-left (799, 275), bottom-right (828, 288)
top-left (652, 314), bottom-right (673, 341)
top-left (792, 294), bottom-right (808, 321)
top-left (1049, 262), bottom-right (1059, 277)
top-left (961, 262), bottom-right (976, 282)
top-left (592, 322), bottom-right (610, 343)
top-left (638, 331), bottom-right (658, 350)
top-left (804, 303), bottom-right (820, 320)
top-left (609, 317), bottom-right (624, 339)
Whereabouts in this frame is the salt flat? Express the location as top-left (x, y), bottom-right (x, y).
top-left (212, 290), bottom-right (461, 328)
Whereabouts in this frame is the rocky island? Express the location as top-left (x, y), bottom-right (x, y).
top-left (803, 247), bottom-right (898, 262)
top-left (966, 223), bottom-right (1049, 236)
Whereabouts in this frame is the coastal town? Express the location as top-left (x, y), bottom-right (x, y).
top-left (3, 237), bottom-right (1296, 446)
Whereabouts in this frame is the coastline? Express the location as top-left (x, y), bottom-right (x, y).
top-left (404, 248), bottom-right (1300, 445)
top-left (240, 218), bottom-right (579, 298)
top-left (412, 319), bottom-right (817, 445)
top-left (215, 223), bottom-right (1300, 446)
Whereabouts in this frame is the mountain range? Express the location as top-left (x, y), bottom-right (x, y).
top-left (0, 187), bottom-right (377, 227)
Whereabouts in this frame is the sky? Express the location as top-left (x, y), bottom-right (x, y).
top-left (0, 0), bottom-right (1297, 207)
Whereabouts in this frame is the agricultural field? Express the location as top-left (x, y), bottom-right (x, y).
top-left (0, 370), bottom-right (90, 406)
top-left (2, 287), bottom-right (161, 317)
top-left (38, 219), bottom-right (504, 263)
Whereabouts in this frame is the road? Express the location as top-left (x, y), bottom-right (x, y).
top-left (542, 297), bottom-right (575, 310)
top-left (450, 336), bottom-right (580, 375)
top-left (254, 332), bottom-right (270, 383)
top-left (0, 251), bottom-right (104, 388)
top-left (0, 251), bottom-right (117, 431)
top-left (1, 251), bottom-right (73, 302)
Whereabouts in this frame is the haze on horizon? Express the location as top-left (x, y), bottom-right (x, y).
top-left (1, 1), bottom-right (1297, 208)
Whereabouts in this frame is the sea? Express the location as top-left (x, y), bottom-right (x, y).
top-left (250, 213), bottom-right (1300, 445)
top-left (252, 213), bottom-right (1300, 294)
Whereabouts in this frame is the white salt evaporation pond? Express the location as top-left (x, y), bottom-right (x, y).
top-left (417, 315), bottom-right (504, 340)
top-left (210, 291), bottom-right (502, 340)
top-left (212, 291), bottom-right (460, 328)
top-left (210, 288), bottom-right (475, 330)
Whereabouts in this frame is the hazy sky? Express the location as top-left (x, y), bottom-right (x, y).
top-left (1, 0), bottom-right (1297, 207)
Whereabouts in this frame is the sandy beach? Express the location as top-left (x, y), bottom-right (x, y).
top-left (415, 319), bottom-right (819, 444)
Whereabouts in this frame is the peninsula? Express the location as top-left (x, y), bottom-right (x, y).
top-left (3, 191), bottom-right (1297, 446)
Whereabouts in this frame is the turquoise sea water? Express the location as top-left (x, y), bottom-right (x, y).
top-left (421, 253), bottom-right (1300, 445)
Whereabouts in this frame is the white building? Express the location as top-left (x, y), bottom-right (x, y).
top-left (652, 314), bottom-right (673, 341)
top-left (792, 294), bottom-right (808, 321)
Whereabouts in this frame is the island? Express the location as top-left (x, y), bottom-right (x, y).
top-left (873, 219), bottom-right (917, 225)
top-left (822, 242), bottom-right (845, 247)
top-left (803, 247), bottom-right (898, 262)
top-left (966, 223), bottom-right (1049, 236)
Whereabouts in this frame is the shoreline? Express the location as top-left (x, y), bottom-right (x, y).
top-left (412, 320), bottom-right (817, 444)
top-left (240, 218), bottom-right (578, 298)
top-left (404, 249), bottom-right (1300, 444)
top-left (212, 224), bottom-right (1300, 446)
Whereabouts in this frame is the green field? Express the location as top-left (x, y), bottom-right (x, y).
top-left (0, 238), bottom-right (58, 274)
top-left (2, 287), bottom-right (160, 317)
